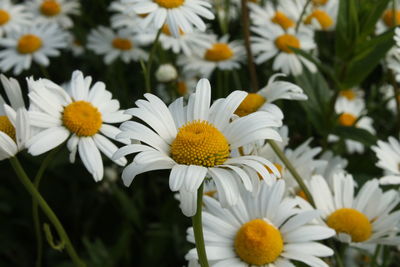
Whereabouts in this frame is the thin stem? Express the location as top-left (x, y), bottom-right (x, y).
top-left (241, 0), bottom-right (259, 92)
top-left (144, 28), bottom-right (162, 94)
top-left (9, 157), bottom-right (86, 267)
top-left (32, 148), bottom-right (61, 267)
top-left (268, 140), bottom-right (315, 207)
top-left (192, 183), bottom-right (209, 267)
top-left (295, 0), bottom-right (312, 32)
top-left (370, 245), bottom-right (381, 267)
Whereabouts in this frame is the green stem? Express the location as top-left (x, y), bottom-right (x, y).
top-left (268, 140), bottom-right (315, 207)
top-left (9, 157), bottom-right (86, 267)
top-left (295, 0), bottom-right (312, 32)
top-left (32, 149), bottom-right (60, 267)
top-left (370, 245), bottom-right (381, 267)
top-left (192, 183), bottom-right (209, 267)
top-left (241, 0), bottom-right (259, 92)
top-left (144, 28), bottom-right (162, 94)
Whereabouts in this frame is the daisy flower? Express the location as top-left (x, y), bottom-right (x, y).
top-left (303, 0), bottom-right (338, 31)
top-left (0, 23), bottom-right (68, 75)
top-left (387, 48), bottom-right (400, 83)
top-left (234, 73), bottom-right (307, 120)
top-left (330, 97), bottom-right (375, 154)
top-left (376, 0), bottom-right (400, 34)
top-left (186, 180), bottom-right (335, 266)
top-left (159, 24), bottom-right (211, 56)
top-left (379, 84), bottom-right (397, 113)
top-left (178, 35), bottom-right (245, 78)
top-left (251, 24), bottom-right (317, 76)
top-left (66, 34), bottom-right (84, 57)
top-left (338, 87), bottom-right (364, 102)
top-left (26, 0), bottom-right (80, 29)
top-left (26, 70), bottom-right (131, 182)
top-left (0, 0), bottom-right (32, 37)
top-left (0, 75), bottom-right (30, 160)
top-left (248, 0), bottom-right (302, 30)
top-left (122, 0), bottom-right (215, 37)
top-left (87, 26), bottom-right (148, 65)
top-left (372, 137), bottom-right (400, 185)
top-left (302, 173), bottom-right (400, 246)
top-left (315, 150), bottom-right (348, 186)
top-left (113, 78), bottom-right (283, 216)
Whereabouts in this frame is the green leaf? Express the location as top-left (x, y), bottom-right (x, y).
top-left (358, 0), bottom-right (391, 39)
top-left (342, 29), bottom-right (395, 88)
top-left (333, 126), bottom-right (377, 146)
top-left (335, 0), bottom-right (359, 59)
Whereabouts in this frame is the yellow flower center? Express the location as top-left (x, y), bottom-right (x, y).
top-left (271, 11), bottom-right (295, 30)
top-left (170, 121), bottom-right (230, 167)
top-left (304, 9), bottom-right (333, 29)
top-left (234, 93), bottom-right (266, 117)
top-left (154, 0), bottom-right (185, 9)
top-left (204, 190), bottom-right (217, 197)
top-left (112, 38), bottom-right (133, 51)
top-left (0, 9), bottom-right (10, 26)
top-left (312, 0), bottom-right (329, 5)
top-left (40, 0), bottom-right (62, 17)
top-left (177, 81), bottom-right (188, 96)
top-left (326, 208), bottom-right (372, 242)
top-left (338, 113), bottom-right (357, 127)
top-left (62, 101), bottom-right (102, 137)
top-left (17, 34), bottom-right (43, 54)
top-left (297, 190), bottom-right (309, 201)
top-left (0, 116), bottom-right (16, 141)
top-left (234, 219), bottom-right (283, 265)
top-left (204, 43), bottom-right (234, 62)
top-left (275, 34), bottom-right (300, 53)
top-left (383, 10), bottom-right (400, 27)
top-left (340, 90), bottom-right (356, 100)
top-left (162, 24), bottom-right (185, 36)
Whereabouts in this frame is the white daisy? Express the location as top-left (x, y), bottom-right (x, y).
top-left (379, 83), bottom-right (397, 113)
top-left (337, 87), bottom-right (364, 102)
top-left (26, 70), bottom-right (131, 182)
top-left (376, 0), bottom-right (400, 34)
top-left (315, 150), bottom-right (348, 186)
top-left (87, 26), bottom-right (148, 65)
top-left (109, 0), bottom-right (148, 30)
top-left (303, 0), bottom-right (338, 31)
top-left (302, 173), bottom-right (400, 246)
top-left (0, 0), bottom-right (32, 37)
top-left (372, 137), bottom-right (400, 185)
top-left (122, 0), bottom-right (215, 37)
top-left (159, 24), bottom-right (211, 56)
top-left (330, 97), bottom-right (375, 154)
top-left (248, 0), bottom-right (302, 30)
top-left (0, 74), bottom-right (30, 160)
top-left (0, 23), bottom-right (68, 75)
top-left (387, 47), bottom-right (400, 83)
top-left (66, 34), bottom-right (84, 57)
top-left (251, 24), bottom-right (317, 76)
top-left (234, 73), bottom-right (307, 120)
top-left (26, 0), bottom-right (80, 29)
top-left (113, 78), bottom-right (283, 216)
top-left (178, 35), bottom-right (245, 78)
top-left (186, 180), bottom-right (335, 266)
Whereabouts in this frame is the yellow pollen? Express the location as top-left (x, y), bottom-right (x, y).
top-left (0, 116), bottom-right (16, 141)
top-left (234, 219), bottom-right (283, 265)
top-left (40, 0), bottom-right (61, 17)
top-left (154, 0), bottom-right (185, 9)
top-left (271, 11), bottom-right (295, 30)
top-left (0, 9), bottom-right (10, 25)
top-left (204, 43), bottom-right (234, 62)
top-left (176, 81), bottom-right (188, 96)
top-left (17, 34), bottom-right (43, 54)
top-left (340, 90), bottom-right (356, 100)
top-left (304, 9), bottom-right (333, 30)
top-left (112, 38), bottom-right (133, 50)
top-left (235, 93), bottom-right (266, 117)
top-left (170, 120), bottom-right (230, 167)
top-left (338, 113), bottom-right (357, 127)
top-left (204, 190), bottom-right (217, 198)
top-left (275, 34), bottom-right (300, 53)
top-left (312, 0), bottom-right (329, 5)
top-left (326, 208), bottom-right (372, 242)
top-left (162, 24), bottom-right (185, 36)
top-left (383, 10), bottom-right (400, 27)
top-left (62, 101), bottom-right (102, 137)
top-left (297, 190), bottom-right (308, 201)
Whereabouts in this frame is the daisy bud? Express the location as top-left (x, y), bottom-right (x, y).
top-left (155, 64), bottom-right (178, 83)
